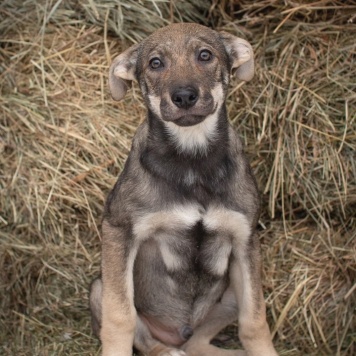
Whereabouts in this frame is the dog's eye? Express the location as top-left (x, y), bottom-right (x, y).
top-left (149, 58), bottom-right (163, 69)
top-left (198, 50), bottom-right (212, 62)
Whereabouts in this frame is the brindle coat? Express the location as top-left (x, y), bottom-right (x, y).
top-left (90, 23), bottom-right (278, 356)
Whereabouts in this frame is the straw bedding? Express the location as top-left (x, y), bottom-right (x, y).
top-left (0, 0), bottom-right (355, 355)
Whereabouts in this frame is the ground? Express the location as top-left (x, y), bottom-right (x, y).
top-left (0, 1), bottom-right (355, 355)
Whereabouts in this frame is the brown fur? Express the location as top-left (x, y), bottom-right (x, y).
top-left (90, 23), bottom-right (277, 356)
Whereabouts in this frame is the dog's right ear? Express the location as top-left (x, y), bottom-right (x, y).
top-left (109, 43), bottom-right (140, 101)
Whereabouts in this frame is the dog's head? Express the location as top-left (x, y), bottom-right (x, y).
top-left (109, 23), bottom-right (254, 127)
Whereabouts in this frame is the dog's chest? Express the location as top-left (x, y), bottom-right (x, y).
top-left (133, 205), bottom-right (251, 277)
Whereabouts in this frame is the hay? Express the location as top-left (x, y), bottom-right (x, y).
top-left (0, 0), bottom-right (355, 355)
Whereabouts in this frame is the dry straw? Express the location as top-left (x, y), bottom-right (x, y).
top-left (0, 0), bottom-right (355, 355)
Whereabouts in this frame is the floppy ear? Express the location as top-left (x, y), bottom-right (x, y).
top-left (220, 32), bottom-right (254, 81)
top-left (109, 43), bottom-right (140, 101)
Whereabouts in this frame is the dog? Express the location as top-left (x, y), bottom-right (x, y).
top-left (90, 23), bottom-right (278, 356)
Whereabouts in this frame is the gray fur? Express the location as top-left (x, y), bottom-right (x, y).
top-left (90, 23), bottom-right (277, 356)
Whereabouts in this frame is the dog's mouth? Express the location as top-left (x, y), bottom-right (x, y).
top-left (173, 115), bottom-right (206, 127)
top-left (162, 103), bottom-right (218, 127)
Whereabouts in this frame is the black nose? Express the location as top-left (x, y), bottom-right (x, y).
top-left (171, 88), bottom-right (198, 109)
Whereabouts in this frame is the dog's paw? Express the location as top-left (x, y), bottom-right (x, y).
top-left (158, 349), bottom-right (186, 356)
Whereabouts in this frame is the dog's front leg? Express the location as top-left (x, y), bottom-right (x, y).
top-left (230, 234), bottom-right (278, 356)
top-left (101, 219), bottom-right (137, 356)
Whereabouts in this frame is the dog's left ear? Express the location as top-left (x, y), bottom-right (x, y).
top-left (220, 32), bottom-right (254, 81)
top-left (109, 43), bottom-right (140, 101)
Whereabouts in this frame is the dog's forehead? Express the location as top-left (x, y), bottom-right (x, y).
top-left (141, 23), bottom-right (223, 55)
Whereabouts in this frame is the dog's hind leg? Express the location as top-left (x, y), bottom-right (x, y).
top-left (89, 277), bottom-right (103, 338)
top-left (182, 287), bottom-right (246, 356)
top-left (90, 279), bottom-right (185, 356)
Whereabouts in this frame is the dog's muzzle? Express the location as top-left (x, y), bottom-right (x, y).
top-left (159, 86), bottom-right (215, 127)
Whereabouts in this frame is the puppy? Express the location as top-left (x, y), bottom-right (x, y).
top-left (90, 23), bottom-right (278, 356)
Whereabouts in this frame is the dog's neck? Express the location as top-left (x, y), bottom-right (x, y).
top-left (140, 105), bottom-right (234, 194)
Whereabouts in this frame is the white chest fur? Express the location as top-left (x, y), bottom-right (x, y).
top-left (133, 205), bottom-right (251, 276)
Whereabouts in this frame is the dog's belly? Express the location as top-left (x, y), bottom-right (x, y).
top-left (134, 237), bottom-right (229, 346)
top-left (139, 312), bottom-right (192, 346)
top-left (133, 204), bottom-right (251, 345)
